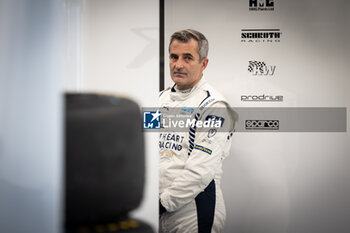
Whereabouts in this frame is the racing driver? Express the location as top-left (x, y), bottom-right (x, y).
top-left (159, 29), bottom-right (237, 233)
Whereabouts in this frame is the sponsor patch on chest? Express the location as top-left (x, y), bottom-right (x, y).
top-left (194, 144), bottom-right (212, 155)
top-left (205, 115), bottom-right (224, 127)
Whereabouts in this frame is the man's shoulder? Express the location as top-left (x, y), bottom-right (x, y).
top-left (197, 80), bottom-right (238, 127)
top-left (196, 81), bottom-right (229, 109)
top-left (200, 81), bottom-right (227, 102)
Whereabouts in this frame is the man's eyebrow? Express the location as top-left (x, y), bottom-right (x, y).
top-left (183, 53), bottom-right (194, 57)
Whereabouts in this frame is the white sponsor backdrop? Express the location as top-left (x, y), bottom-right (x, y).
top-left (165, 0), bottom-right (350, 232)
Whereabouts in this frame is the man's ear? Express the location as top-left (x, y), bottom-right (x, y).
top-left (200, 58), bottom-right (209, 72)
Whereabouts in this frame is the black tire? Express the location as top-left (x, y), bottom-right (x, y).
top-left (65, 93), bottom-right (145, 227)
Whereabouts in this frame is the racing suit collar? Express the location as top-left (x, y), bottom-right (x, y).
top-left (170, 78), bottom-right (207, 101)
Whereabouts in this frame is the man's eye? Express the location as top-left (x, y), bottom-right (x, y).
top-left (184, 56), bottom-right (192, 61)
top-left (170, 55), bottom-right (178, 60)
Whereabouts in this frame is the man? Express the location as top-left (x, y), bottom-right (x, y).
top-left (159, 29), bottom-right (236, 233)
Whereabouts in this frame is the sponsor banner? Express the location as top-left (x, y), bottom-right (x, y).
top-left (241, 29), bottom-right (281, 43)
top-left (143, 107), bottom-right (346, 132)
top-left (235, 107), bottom-right (346, 132)
top-left (248, 61), bottom-right (276, 76)
top-left (249, 0), bottom-right (274, 11)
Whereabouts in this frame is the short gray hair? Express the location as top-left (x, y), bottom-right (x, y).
top-left (169, 29), bottom-right (209, 61)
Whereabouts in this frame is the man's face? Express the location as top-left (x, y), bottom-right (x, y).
top-left (169, 39), bottom-right (208, 90)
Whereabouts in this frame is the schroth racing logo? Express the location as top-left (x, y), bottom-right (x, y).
top-left (241, 29), bottom-right (281, 43)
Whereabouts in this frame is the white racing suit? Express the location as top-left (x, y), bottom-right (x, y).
top-left (159, 78), bottom-right (236, 233)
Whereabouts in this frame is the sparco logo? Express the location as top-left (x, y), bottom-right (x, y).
top-left (248, 61), bottom-right (276, 76)
top-left (249, 0), bottom-right (274, 11)
top-left (245, 120), bottom-right (279, 130)
top-left (241, 95), bottom-right (283, 102)
top-left (241, 29), bottom-right (281, 43)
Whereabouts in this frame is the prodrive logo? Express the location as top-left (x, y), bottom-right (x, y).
top-left (241, 95), bottom-right (283, 102)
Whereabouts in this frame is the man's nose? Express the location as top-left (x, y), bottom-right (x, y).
top-left (174, 58), bottom-right (184, 69)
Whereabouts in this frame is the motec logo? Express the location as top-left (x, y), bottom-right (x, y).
top-left (241, 29), bottom-right (281, 43)
top-left (248, 61), bottom-right (276, 76)
top-left (249, 0), bottom-right (274, 11)
top-left (245, 120), bottom-right (279, 130)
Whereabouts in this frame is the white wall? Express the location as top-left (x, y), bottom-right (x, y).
top-left (165, 0), bottom-right (350, 232)
top-left (64, 0), bottom-right (159, 230)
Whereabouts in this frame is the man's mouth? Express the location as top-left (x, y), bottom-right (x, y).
top-left (174, 72), bottom-right (187, 76)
